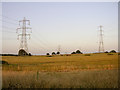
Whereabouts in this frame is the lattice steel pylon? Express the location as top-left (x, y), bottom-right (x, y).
top-left (58, 45), bottom-right (61, 53)
top-left (98, 25), bottom-right (104, 53)
top-left (16, 17), bottom-right (32, 55)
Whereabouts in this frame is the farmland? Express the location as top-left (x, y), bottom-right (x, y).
top-left (2, 53), bottom-right (118, 88)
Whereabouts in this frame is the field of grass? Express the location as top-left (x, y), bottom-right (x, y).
top-left (2, 70), bottom-right (118, 88)
top-left (2, 53), bottom-right (118, 72)
top-left (2, 53), bottom-right (118, 88)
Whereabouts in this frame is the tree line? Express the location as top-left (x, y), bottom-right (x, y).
top-left (46, 50), bottom-right (83, 55)
top-left (0, 50), bottom-right (117, 56)
top-left (46, 49), bottom-right (117, 56)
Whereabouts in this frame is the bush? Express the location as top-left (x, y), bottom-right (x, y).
top-left (29, 53), bottom-right (32, 56)
top-left (84, 54), bottom-right (91, 56)
top-left (56, 52), bottom-right (60, 55)
top-left (66, 54), bottom-right (71, 56)
top-left (118, 53), bottom-right (120, 55)
top-left (110, 50), bottom-right (116, 53)
top-left (76, 50), bottom-right (83, 54)
top-left (105, 51), bottom-right (109, 53)
top-left (71, 52), bottom-right (76, 54)
top-left (46, 55), bottom-right (52, 57)
top-left (0, 60), bottom-right (9, 65)
top-left (52, 52), bottom-right (56, 55)
top-left (107, 53), bottom-right (113, 55)
top-left (46, 53), bottom-right (50, 55)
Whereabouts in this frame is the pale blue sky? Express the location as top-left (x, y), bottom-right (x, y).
top-left (2, 2), bottom-right (118, 54)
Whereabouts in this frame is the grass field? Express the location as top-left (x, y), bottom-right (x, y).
top-left (2, 53), bottom-right (118, 88)
top-left (2, 53), bottom-right (118, 71)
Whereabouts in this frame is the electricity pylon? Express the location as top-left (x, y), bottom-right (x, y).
top-left (98, 25), bottom-right (104, 53)
top-left (58, 45), bottom-right (61, 53)
top-left (16, 17), bottom-right (32, 54)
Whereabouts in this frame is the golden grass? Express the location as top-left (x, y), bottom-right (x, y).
top-left (2, 53), bottom-right (118, 88)
top-left (2, 53), bottom-right (118, 72)
top-left (2, 69), bottom-right (118, 88)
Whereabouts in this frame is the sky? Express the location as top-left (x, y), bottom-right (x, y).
top-left (2, 2), bottom-right (118, 55)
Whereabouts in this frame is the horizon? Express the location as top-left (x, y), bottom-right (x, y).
top-left (1, 50), bottom-right (119, 55)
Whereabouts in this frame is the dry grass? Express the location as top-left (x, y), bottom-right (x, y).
top-left (2, 69), bottom-right (118, 88)
top-left (2, 53), bottom-right (118, 72)
top-left (2, 53), bottom-right (118, 88)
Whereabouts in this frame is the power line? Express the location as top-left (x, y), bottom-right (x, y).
top-left (33, 34), bottom-right (50, 47)
top-left (2, 26), bottom-right (16, 30)
top-left (0, 19), bottom-right (18, 25)
top-left (32, 30), bottom-right (53, 50)
top-left (29, 38), bottom-right (48, 52)
top-left (0, 15), bottom-right (18, 22)
top-left (2, 30), bottom-right (16, 33)
top-left (2, 26), bottom-right (17, 33)
top-left (1, 15), bottom-right (54, 52)
top-left (33, 30), bottom-right (51, 46)
top-left (31, 36), bottom-right (50, 51)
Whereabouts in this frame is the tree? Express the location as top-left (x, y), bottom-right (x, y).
top-left (71, 52), bottom-right (76, 54)
top-left (76, 50), bottom-right (83, 54)
top-left (52, 52), bottom-right (56, 55)
top-left (0, 60), bottom-right (9, 65)
top-left (110, 50), bottom-right (116, 53)
top-left (104, 51), bottom-right (108, 53)
top-left (46, 53), bottom-right (50, 55)
top-left (29, 53), bottom-right (32, 56)
top-left (56, 51), bottom-right (60, 55)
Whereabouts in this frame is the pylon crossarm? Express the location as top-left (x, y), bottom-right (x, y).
top-left (17, 34), bottom-right (22, 40)
top-left (25, 27), bottom-right (32, 29)
top-left (25, 20), bottom-right (30, 25)
top-left (25, 20), bottom-right (30, 22)
top-left (19, 20), bottom-right (23, 25)
top-left (16, 28), bottom-right (22, 33)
